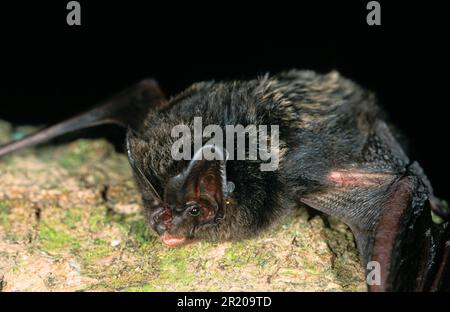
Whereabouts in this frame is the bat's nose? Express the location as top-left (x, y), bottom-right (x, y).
top-left (154, 222), bottom-right (167, 235)
top-left (149, 207), bottom-right (172, 235)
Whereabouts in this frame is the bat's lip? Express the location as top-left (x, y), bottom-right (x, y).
top-left (161, 233), bottom-right (187, 247)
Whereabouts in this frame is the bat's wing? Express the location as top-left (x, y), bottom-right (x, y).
top-left (299, 121), bottom-right (450, 291)
top-left (0, 79), bottom-right (167, 157)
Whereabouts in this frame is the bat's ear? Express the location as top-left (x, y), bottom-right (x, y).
top-left (126, 128), bottom-right (162, 203)
top-left (180, 145), bottom-right (228, 222)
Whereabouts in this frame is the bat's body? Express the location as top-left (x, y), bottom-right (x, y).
top-left (1, 70), bottom-right (448, 291)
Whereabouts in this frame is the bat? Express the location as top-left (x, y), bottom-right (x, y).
top-left (0, 70), bottom-right (448, 291)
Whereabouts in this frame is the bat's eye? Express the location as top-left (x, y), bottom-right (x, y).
top-left (188, 204), bottom-right (201, 216)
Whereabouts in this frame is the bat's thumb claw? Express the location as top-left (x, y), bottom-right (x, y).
top-left (429, 196), bottom-right (450, 222)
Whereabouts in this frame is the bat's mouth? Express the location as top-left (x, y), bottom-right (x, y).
top-left (161, 233), bottom-right (187, 247)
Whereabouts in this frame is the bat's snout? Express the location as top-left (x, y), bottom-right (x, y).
top-left (149, 206), bottom-right (172, 235)
top-left (149, 206), bottom-right (189, 247)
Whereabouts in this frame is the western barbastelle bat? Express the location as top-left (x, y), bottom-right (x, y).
top-left (0, 70), bottom-right (449, 291)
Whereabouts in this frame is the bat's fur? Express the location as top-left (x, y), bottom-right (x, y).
top-left (128, 70), bottom-right (402, 241)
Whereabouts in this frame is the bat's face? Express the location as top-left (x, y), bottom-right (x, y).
top-left (126, 131), bottom-right (227, 247)
top-left (147, 158), bottom-right (225, 247)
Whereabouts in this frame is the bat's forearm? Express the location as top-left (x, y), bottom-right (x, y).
top-left (0, 79), bottom-right (166, 158)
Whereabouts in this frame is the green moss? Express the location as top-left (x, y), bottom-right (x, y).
top-left (79, 241), bottom-right (112, 262)
top-left (128, 219), bottom-right (154, 246)
top-left (63, 208), bottom-right (83, 229)
top-left (279, 268), bottom-right (299, 277)
top-left (88, 209), bottom-right (107, 232)
top-left (57, 140), bottom-right (92, 169)
top-left (0, 201), bottom-right (10, 214)
top-left (156, 248), bottom-right (195, 287)
top-left (303, 259), bottom-right (323, 275)
top-left (105, 270), bottom-right (153, 290)
top-left (221, 241), bottom-right (251, 267)
top-left (80, 282), bottom-right (108, 291)
top-left (105, 212), bottom-right (158, 248)
top-left (37, 139), bottom-right (113, 169)
top-left (159, 249), bottom-right (188, 271)
top-left (39, 223), bottom-right (80, 252)
top-left (254, 248), bottom-right (274, 268)
top-left (125, 284), bottom-right (160, 292)
top-left (0, 201), bottom-right (10, 225)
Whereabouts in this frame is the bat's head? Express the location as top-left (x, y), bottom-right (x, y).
top-left (126, 130), bottom-right (228, 247)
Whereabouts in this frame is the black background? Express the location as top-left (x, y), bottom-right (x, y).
top-left (0, 292), bottom-right (447, 310)
top-left (0, 1), bottom-right (448, 199)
